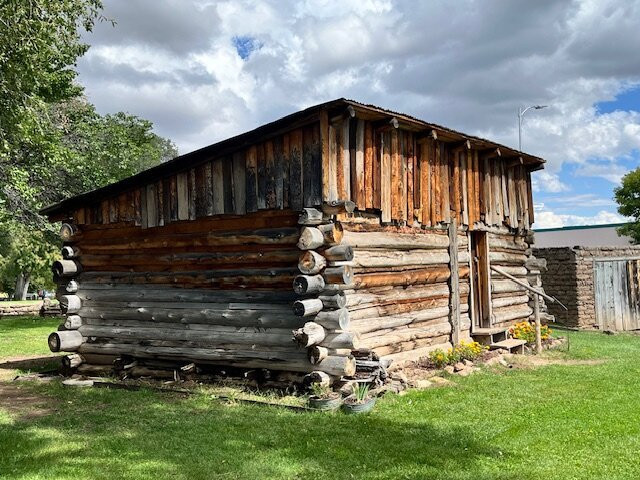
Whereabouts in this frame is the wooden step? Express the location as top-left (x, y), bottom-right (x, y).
top-left (472, 326), bottom-right (508, 346)
top-left (490, 338), bottom-right (527, 354)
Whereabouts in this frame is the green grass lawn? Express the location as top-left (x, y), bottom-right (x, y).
top-left (1, 317), bottom-right (639, 479)
top-left (0, 315), bottom-right (60, 358)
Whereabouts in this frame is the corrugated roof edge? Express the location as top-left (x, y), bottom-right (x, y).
top-left (41, 98), bottom-right (545, 217)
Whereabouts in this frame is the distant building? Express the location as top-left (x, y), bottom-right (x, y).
top-left (534, 223), bottom-right (633, 248)
top-left (534, 222), bottom-right (640, 332)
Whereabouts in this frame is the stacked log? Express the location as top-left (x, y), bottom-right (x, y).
top-left (292, 204), bottom-right (359, 380)
top-left (488, 231), bottom-right (533, 328)
top-left (46, 211), bottom-right (538, 382)
top-left (47, 212), bottom-right (328, 376)
top-left (331, 223), bottom-right (470, 365)
top-left (48, 223), bottom-right (87, 370)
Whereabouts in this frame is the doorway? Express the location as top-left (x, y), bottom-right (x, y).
top-left (470, 231), bottom-right (491, 330)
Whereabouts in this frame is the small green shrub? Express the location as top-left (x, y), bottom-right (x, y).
top-left (351, 383), bottom-right (370, 403)
top-left (428, 341), bottom-right (489, 368)
top-left (429, 349), bottom-right (449, 368)
top-left (310, 382), bottom-right (331, 398)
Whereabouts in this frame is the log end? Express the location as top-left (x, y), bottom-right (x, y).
top-left (60, 223), bottom-right (78, 241)
top-left (293, 275), bottom-right (325, 295)
top-left (48, 332), bottom-right (61, 352)
top-left (292, 277), bottom-right (308, 295)
top-left (292, 301), bottom-right (305, 317)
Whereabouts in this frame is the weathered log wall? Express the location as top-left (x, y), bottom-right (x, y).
top-left (50, 210), bottom-right (544, 377)
top-left (49, 212), bottom-right (355, 375)
top-left (44, 100), bottom-right (547, 382)
top-left (330, 219), bottom-right (472, 364)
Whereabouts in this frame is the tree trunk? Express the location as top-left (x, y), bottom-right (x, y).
top-left (13, 272), bottom-right (30, 301)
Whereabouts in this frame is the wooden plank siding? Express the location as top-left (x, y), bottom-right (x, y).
top-left (69, 116), bottom-right (537, 233)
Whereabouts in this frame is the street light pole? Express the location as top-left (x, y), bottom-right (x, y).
top-left (518, 105), bottom-right (548, 151)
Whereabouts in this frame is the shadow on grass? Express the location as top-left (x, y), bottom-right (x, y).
top-left (0, 383), bottom-right (507, 480)
top-left (0, 356), bottom-right (60, 371)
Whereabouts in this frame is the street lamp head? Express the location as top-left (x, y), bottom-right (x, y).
top-left (518, 105), bottom-right (549, 150)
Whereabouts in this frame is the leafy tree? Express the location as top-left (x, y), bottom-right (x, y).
top-left (0, 0), bottom-right (178, 299)
top-left (0, 0), bottom-right (103, 141)
top-left (52, 98), bottom-right (177, 197)
top-left (0, 98), bottom-right (177, 299)
top-left (615, 168), bottom-right (640, 244)
top-left (0, 224), bottom-right (58, 299)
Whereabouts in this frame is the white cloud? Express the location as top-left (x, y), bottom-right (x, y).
top-left (534, 205), bottom-right (625, 229)
top-left (76, 0), bottom-right (640, 196)
top-left (573, 162), bottom-right (632, 184)
top-left (532, 171), bottom-right (570, 193)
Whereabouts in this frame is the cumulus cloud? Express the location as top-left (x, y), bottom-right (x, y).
top-left (76, 0), bottom-right (640, 222)
top-left (532, 171), bottom-right (570, 193)
top-left (534, 206), bottom-right (625, 229)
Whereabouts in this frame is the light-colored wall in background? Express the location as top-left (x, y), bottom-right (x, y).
top-left (534, 224), bottom-right (633, 248)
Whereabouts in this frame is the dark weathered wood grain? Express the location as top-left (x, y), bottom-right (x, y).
top-left (222, 156), bottom-right (234, 214)
top-left (246, 145), bottom-right (258, 213)
top-left (232, 151), bottom-right (246, 214)
top-left (273, 136), bottom-right (284, 209)
top-left (289, 128), bottom-right (303, 210)
top-left (257, 142), bottom-right (267, 210)
top-left (265, 140), bottom-right (276, 209)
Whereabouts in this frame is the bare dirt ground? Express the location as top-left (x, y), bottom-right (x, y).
top-left (0, 355), bottom-right (61, 421)
top-left (0, 383), bottom-right (56, 421)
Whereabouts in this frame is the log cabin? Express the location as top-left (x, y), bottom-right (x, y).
top-left (41, 98), bottom-right (553, 384)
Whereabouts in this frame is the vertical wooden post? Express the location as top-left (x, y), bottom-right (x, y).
top-left (448, 219), bottom-right (460, 346)
top-left (320, 109), bottom-right (330, 202)
top-left (534, 293), bottom-right (542, 354)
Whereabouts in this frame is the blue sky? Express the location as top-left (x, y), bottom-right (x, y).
top-left (597, 87), bottom-right (640, 114)
top-left (232, 36), bottom-right (261, 60)
top-left (76, 0), bottom-right (640, 228)
top-left (530, 85), bottom-right (640, 227)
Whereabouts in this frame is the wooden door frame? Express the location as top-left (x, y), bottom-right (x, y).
top-left (469, 230), bottom-right (492, 330)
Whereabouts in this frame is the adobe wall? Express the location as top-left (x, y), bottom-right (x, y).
top-left (534, 246), bottom-right (640, 329)
top-left (532, 248), bottom-right (579, 327)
